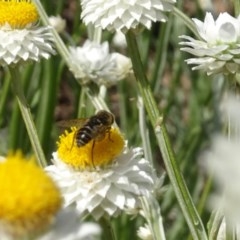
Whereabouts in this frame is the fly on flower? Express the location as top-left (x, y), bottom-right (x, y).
top-left (57, 110), bottom-right (115, 167)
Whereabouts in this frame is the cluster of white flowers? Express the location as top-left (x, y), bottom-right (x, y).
top-left (69, 40), bottom-right (132, 86)
top-left (180, 12), bottom-right (240, 75)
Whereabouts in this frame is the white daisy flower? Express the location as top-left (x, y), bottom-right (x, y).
top-left (0, 0), bottom-right (55, 67)
top-left (69, 40), bottom-right (132, 86)
top-left (180, 12), bottom-right (240, 75)
top-left (46, 126), bottom-right (156, 220)
top-left (39, 208), bottom-right (102, 240)
top-left (48, 15), bottom-right (66, 34)
top-left (204, 95), bottom-right (240, 226)
top-left (80, 0), bottom-right (176, 33)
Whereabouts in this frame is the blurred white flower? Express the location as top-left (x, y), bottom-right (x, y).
top-left (39, 208), bottom-right (102, 240)
top-left (198, 0), bottom-right (214, 12)
top-left (46, 145), bottom-right (156, 220)
top-left (205, 95), bottom-right (240, 226)
top-left (48, 15), bottom-right (66, 33)
top-left (137, 224), bottom-right (153, 240)
top-left (0, 0), bottom-right (55, 67)
top-left (180, 12), bottom-right (240, 75)
top-left (69, 40), bottom-right (132, 86)
top-left (206, 136), bottom-right (240, 225)
top-left (80, 0), bottom-right (176, 32)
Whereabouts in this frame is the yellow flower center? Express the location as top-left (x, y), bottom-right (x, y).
top-left (0, 151), bottom-right (62, 238)
top-left (57, 127), bottom-right (125, 170)
top-left (0, 0), bottom-right (38, 29)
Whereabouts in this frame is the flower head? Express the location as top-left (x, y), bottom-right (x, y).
top-left (46, 127), bottom-right (156, 220)
top-left (69, 40), bottom-right (132, 86)
top-left (180, 12), bottom-right (240, 75)
top-left (0, 0), bottom-right (55, 67)
top-left (137, 224), bottom-right (152, 240)
top-left (80, 0), bottom-right (176, 33)
top-left (48, 15), bottom-right (66, 34)
top-left (0, 151), bottom-right (62, 239)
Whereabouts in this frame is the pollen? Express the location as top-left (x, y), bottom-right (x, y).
top-left (57, 127), bottom-right (125, 169)
top-left (0, 0), bottom-right (39, 29)
top-left (0, 151), bottom-right (62, 238)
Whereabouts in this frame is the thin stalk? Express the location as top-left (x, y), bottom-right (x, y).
top-left (77, 87), bottom-right (87, 117)
top-left (140, 195), bottom-right (166, 240)
top-left (9, 67), bottom-right (47, 167)
top-left (0, 73), bottom-right (11, 122)
top-left (99, 217), bottom-right (116, 240)
top-left (125, 31), bottom-right (207, 240)
top-left (172, 7), bottom-right (201, 39)
top-left (234, 0), bottom-right (240, 17)
top-left (9, 101), bottom-right (21, 150)
top-left (32, 0), bottom-right (71, 67)
top-left (84, 86), bottom-right (110, 112)
top-left (92, 26), bottom-right (102, 43)
top-left (137, 96), bottom-right (153, 165)
top-left (197, 175), bottom-right (212, 216)
top-left (152, 15), bottom-right (173, 89)
top-left (208, 210), bottom-right (224, 240)
top-left (36, 59), bottom-right (58, 154)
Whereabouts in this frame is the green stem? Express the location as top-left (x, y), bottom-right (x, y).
top-left (99, 217), bottom-right (116, 240)
top-left (0, 73), bottom-right (11, 124)
top-left (172, 7), bottom-right (201, 39)
top-left (125, 31), bottom-right (207, 240)
top-left (84, 86), bottom-right (111, 112)
top-left (152, 15), bottom-right (173, 89)
top-left (234, 0), bottom-right (240, 17)
top-left (208, 210), bottom-right (223, 240)
top-left (36, 59), bottom-right (59, 154)
top-left (140, 196), bottom-right (166, 240)
top-left (137, 96), bottom-right (153, 166)
top-left (32, 0), bottom-right (71, 67)
top-left (9, 67), bottom-right (47, 167)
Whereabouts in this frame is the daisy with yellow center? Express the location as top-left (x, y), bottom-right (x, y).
top-left (0, 0), bottom-right (55, 66)
top-left (46, 125), bottom-right (156, 220)
top-left (0, 151), bottom-right (62, 239)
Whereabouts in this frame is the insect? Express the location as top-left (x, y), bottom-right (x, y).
top-left (57, 110), bottom-right (115, 167)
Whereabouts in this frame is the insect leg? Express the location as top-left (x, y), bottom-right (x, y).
top-left (70, 130), bottom-right (77, 151)
top-left (91, 140), bottom-right (96, 169)
top-left (107, 128), bottom-right (114, 142)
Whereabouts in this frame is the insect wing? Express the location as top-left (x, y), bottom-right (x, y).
top-left (57, 118), bottom-right (88, 130)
